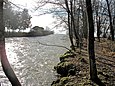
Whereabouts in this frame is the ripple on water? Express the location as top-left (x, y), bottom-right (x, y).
top-left (0, 34), bottom-right (70, 86)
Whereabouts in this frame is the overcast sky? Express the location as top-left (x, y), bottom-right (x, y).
top-left (9, 0), bottom-right (67, 34)
top-left (10, 0), bottom-right (55, 29)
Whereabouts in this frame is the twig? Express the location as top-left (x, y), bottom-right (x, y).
top-left (37, 40), bottom-right (76, 54)
top-left (38, 40), bottom-right (70, 50)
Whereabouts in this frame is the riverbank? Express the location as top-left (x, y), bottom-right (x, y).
top-left (5, 30), bottom-right (54, 37)
top-left (51, 38), bottom-right (115, 86)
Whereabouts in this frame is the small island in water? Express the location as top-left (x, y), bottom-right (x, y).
top-left (5, 26), bottom-right (54, 37)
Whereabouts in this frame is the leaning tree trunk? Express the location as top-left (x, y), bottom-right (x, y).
top-left (0, 0), bottom-right (21, 86)
top-left (86, 0), bottom-right (98, 81)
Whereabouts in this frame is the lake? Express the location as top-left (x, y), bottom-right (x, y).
top-left (0, 34), bottom-right (70, 86)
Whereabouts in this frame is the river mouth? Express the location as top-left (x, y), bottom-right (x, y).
top-left (0, 34), bottom-right (70, 86)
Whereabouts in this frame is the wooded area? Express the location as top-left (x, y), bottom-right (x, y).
top-left (0, 0), bottom-right (115, 85)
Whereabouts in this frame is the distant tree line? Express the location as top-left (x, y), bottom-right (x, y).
top-left (3, 0), bottom-right (31, 32)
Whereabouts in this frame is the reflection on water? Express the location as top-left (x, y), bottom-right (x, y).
top-left (0, 34), bottom-right (70, 86)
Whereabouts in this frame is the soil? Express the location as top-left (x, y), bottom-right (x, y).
top-left (51, 38), bottom-right (115, 86)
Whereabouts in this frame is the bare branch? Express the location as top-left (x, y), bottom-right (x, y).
top-left (37, 40), bottom-right (71, 51)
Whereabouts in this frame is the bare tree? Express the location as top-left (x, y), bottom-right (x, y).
top-left (86, 0), bottom-right (106, 85)
top-left (0, 0), bottom-right (21, 85)
top-left (86, 0), bottom-right (98, 81)
top-left (64, 0), bottom-right (75, 50)
top-left (81, 0), bottom-right (88, 39)
top-left (106, 0), bottom-right (114, 41)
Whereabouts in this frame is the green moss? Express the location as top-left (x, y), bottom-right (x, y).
top-left (52, 51), bottom-right (77, 86)
top-left (51, 77), bottom-right (70, 86)
top-left (59, 52), bottom-right (75, 62)
top-left (55, 62), bottom-right (76, 76)
top-left (65, 82), bottom-right (75, 86)
top-left (60, 77), bottom-right (70, 84)
top-left (51, 79), bottom-right (60, 86)
top-left (83, 80), bottom-right (91, 86)
top-left (78, 56), bottom-right (87, 64)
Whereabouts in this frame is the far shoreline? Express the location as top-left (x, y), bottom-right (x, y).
top-left (5, 31), bottom-right (54, 38)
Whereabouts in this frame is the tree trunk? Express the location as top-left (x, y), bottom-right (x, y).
top-left (113, 1), bottom-right (115, 33)
top-left (96, 16), bottom-right (101, 42)
top-left (70, 0), bottom-right (79, 48)
top-left (106, 0), bottom-right (114, 41)
top-left (68, 11), bottom-right (75, 50)
top-left (86, 0), bottom-right (98, 81)
top-left (0, 0), bottom-right (21, 86)
top-left (82, 8), bottom-right (88, 39)
top-left (65, 0), bottom-right (75, 50)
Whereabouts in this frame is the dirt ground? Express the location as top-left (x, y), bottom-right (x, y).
top-left (52, 38), bottom-right (115, 86)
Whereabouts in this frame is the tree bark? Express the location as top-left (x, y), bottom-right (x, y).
top-left (86, 0), bottom-right (98, 80)
top-left (106, 0), bottom-right (114, 41)
top-left (82, 7), bottom-right (88, 39)
top-left (96, 16), bottom-right (101, 42)
top-left (65, 0), bottom-right (75, 50)
top-left (0, 0), bottom-right (21, 86)
top-left (70, 0), bottom-right (79, 48)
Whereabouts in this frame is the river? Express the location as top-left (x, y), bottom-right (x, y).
top-left (0, 34), bottom-right (70, 86)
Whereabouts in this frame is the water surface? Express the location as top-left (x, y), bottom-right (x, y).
top-left (0, 34), bottom-right (70, 86)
